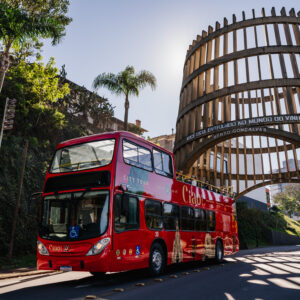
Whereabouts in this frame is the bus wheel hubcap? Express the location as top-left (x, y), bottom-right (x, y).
top-left (217, 245), bottom-right (222, 260)
top-left (152, 250), bottom-right (162, 271)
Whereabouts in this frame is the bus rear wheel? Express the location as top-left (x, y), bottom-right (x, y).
top-left (215, 240), bottom-right (224, 263)
top-left (149, 243), bottom-right (165, 276)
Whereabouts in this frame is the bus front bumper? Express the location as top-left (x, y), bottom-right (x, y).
top-left (37, 250), bottom-right (110, 272)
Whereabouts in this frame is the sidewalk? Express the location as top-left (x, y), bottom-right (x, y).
top-left (0, 267), bottom-right (56, 280)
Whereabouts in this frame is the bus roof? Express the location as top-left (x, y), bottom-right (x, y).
top-left (56, 131), bottom-right (174, 155)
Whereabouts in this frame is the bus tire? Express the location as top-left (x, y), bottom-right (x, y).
top-left (215, 240), bottom-right (224, 263)
top-left (149, 243), bottom-right (165, 276)
top-left (90, 272), bottom-right (106, 278)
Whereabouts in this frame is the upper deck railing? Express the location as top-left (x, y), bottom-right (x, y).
top-left (176, 172), bottom-right (234, 198)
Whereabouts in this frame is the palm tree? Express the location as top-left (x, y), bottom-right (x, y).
top-left (92, 66), bottom-right (156, 131)
top-left (0, 2), bottom-right (70, 93)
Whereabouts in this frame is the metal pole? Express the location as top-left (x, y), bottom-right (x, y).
top-left (0, 97), bottom-right (9, 149)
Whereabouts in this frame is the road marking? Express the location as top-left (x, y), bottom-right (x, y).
top-left (113, 288), bottom-right (124, 292)
top-left (136, 282), bottom-right (145, 287)
top-left (75, 284), bottom-right (92, 288)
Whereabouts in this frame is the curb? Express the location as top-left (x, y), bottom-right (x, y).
top-left (0, 270), bottom-right (57, 280)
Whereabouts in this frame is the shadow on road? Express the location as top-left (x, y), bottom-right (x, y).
top-left (1, 246), bottom-right (300, 300)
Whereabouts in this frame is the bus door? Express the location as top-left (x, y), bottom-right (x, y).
top-left (112, 193), bottom-right (144, 271)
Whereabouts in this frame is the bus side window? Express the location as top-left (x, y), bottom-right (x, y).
top-left (180, 206), bottom-right (194, 231)
top-left (145, 199), bottom-right (163, 230)
top-left (195, 208), bottom-right (206, 231)
top-left (123, 140), bottom-right (152, 171)
top-left (207, 211), bottom-right (216, 232)
top-left (163, 203), bottom-right (179, 230)
top-left (153, 149), bottom-right (173, 178)
top-left (114, 194), bottom-right (139, 233)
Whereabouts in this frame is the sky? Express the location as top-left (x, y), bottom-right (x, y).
top-left (41, 0), bottom-right (300, 138)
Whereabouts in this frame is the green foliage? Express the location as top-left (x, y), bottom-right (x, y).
top-left (237, 202), bottom-right (300, 249)
top-left (0, 58), bottom-right (115, 257)
top-left (0, 58), bottom-right (70, 256)
top-left (92, 66), bottom-right (156, 130)
top-left (0, 135), bottom-right (50, 256)
top-left (0, 1), bottom-right (72, 94)
top-left (4, 0), bottom-right (70, 18)
top-left (273, 184), bottom-right (300, 217)
top-left (0, 253), bottom-right (36, 270)
top-left (128, 123), bottom-right (143, 136)
top-left (57, 78), bottom-right (114, 141)
top-left (93, 66), bottom-right (156, 97)
top-left (6, 0), bottom-right (71, 62)
top-left (0, 1), bottom-right (70, 47)
top-left (3, 58), bottom-right (69, 139)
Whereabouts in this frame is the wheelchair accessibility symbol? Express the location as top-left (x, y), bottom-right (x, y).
top-left (69, 226), bottom-right (79, 239)
top-left (136, 246), bottom-right (141, 256)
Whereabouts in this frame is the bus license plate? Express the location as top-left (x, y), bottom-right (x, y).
top-left (60, 266), bottom-right (72, 272)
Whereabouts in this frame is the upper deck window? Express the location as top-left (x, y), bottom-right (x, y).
top-left (50, 139), bottom-right (115, 173)
top-left (153, 149), bottom-right (173, 178)
top-left (123, 140), bottom-right (152, 171)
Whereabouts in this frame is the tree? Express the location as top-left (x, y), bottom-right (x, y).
top-left (3, 58), bottom-right (69, 140)
top-left (92, 66), bottom-right (156, 131)
top-left (0, 58), bottom-right (70, 258)
top-left (57, 78), bottom-right (114, 140)
top-left (0, 1), bottom-right (71, 93)
top-left (273, 184), bottom-right (300, 217)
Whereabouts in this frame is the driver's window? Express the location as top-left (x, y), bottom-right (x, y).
top-left (114, 194), bottom-right (139, 233)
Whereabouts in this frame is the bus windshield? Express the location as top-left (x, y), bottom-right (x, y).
top-left (40, 190), bottom-right (109, 241)
top-left (50, 139), bottom-right (115, 173)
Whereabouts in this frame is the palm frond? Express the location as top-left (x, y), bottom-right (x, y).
top-left (136, 70), bottom-right (157, 90)
top-left (92, 72), bottom-right (123, 95)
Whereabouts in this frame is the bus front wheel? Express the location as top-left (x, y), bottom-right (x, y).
top-left (149, 243), bottom-right (165, 276)
top-left (215, 240), bottom-right (224, 263)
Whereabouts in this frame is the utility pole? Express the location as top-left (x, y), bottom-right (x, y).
top-left (0, 97), bottom-right (17, 149)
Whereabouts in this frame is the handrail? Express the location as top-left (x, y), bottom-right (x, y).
top-left (176, 172), bottom-right (234, 198)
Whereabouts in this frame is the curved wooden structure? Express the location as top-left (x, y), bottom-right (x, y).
top-left (174, 7), bottom-right (300, 198)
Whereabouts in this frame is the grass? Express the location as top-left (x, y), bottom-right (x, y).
top-left (0, 254), bottom-right (36, 270)
top-left (237, 202), bottom-right (300, 249)
top-left (282, 215), bottom-right (300, 236)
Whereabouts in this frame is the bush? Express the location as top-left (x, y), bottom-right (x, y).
top-left (237, 202), bottom-right (300, 249)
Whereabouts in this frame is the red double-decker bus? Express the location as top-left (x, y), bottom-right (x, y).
top-left (37, 131), bottom-right (238, 276)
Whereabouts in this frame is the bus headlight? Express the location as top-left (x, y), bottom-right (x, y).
top-left (86, 238), bottom-right (110, 256)
top-left (37, 241), bottom-right (49, 256)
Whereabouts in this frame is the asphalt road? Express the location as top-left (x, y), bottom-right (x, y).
top-left (1, 245), bottom-right (300, 300)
